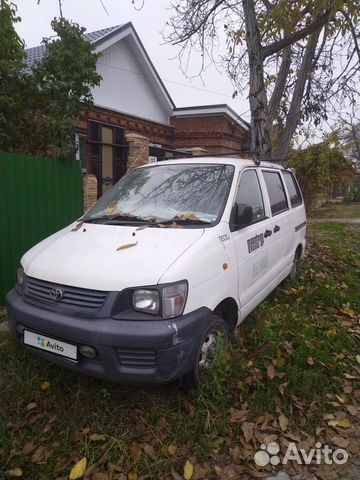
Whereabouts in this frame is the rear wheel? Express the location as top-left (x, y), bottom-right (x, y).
top-left (181, 315), bottom-right (230, 388)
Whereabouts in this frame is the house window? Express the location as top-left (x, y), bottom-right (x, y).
top-left (87, 121), bottom-right (127, 197)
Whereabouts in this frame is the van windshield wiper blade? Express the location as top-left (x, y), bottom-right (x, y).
top-left (83, 214), bottom-right (149, 224)
top-left (151, 217), bottom-right (212, 226)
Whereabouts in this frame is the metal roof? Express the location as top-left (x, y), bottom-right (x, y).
top-left (25, 25), bottom-right (122, 66)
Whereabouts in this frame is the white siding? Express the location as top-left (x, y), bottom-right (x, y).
top-left (92, 38), bottom-right (170, 125)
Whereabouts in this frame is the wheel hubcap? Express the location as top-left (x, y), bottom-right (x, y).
top-left (198, 332), bottom-right (217, 370)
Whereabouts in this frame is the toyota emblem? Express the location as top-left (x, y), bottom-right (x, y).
top-left (50, 288), bottom-right (63, 302)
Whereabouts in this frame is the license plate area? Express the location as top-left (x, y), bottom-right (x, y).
top-left (23, 329), bottom-right (78, 361)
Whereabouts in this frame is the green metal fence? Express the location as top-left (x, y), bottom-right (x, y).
top-left (0, 152), bottom-right (83, 304)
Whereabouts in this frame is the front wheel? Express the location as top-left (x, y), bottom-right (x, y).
top-left (181, 314), bottom-right (230, 389)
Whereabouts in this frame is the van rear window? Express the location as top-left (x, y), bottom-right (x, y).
top-left (263, 171), bottom-right (289, 216)
top-left (282, 171), bottom-right (303, 207)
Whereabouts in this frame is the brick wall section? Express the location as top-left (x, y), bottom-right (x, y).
top-left (79, 106), bottom-right (174, 147)
top-left (171, 115), bottom-right (249, 153)
top-left (125, 133), bottom-right (150, 171)
top-left (83, 174), bottom-right (98, 212)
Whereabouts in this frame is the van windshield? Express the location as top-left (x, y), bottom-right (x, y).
top-left (83, 163), bottom-right (234, 226)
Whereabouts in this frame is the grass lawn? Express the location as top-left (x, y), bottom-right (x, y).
top-left (0, 222), bottom-right (359, 480)
top-left (309, 202), bottom-right (360, 219)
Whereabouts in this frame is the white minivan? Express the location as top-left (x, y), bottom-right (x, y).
top-left (6, 157), bottom-right (306, 386)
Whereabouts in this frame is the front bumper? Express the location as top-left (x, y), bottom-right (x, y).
top-left (6, 289), bottom-right (212, 384)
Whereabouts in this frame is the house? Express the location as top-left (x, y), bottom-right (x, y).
top-left (26, 23), bottom-right (249, 198)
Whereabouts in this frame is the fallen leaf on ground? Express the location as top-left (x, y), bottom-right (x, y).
top-left (6, 468), bottom-right (23, 477)
top-left (241, 422), bottom-right (255, 443)
top-left (267, 363), bottom-right (276, 380)
top-left (184, 460), bottom-right (194, 480)
top-left (22, 441), bottom-right (36, 455)
top-left (346, 405), bottom-right (358, 416)
top-left (143, 444), bottom-right (156, 459)
top-left (278, 414), bottom-right (289, 432)
top-left (168, 444), bottom-right (177, 456)
top-left (128, 473), bottom-right (138, 480)
top-left (328, 420), bottom-right (351, 429)
top-left (331, 436), bottom-right (350, 448)
top-left (89, 434), bottom-right (106, 442)
top-left (40, 381), bottom-right (50, 391)
top-left (31, 446), bottom-right (53, 463)
top-left (69, 458), bottom-right (87, 480)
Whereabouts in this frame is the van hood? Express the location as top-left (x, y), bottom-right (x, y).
top-left (22, 223), bottom-right (204, 291)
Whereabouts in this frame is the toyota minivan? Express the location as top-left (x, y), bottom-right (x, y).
top-left (6, 157), bottom-right (306, 386)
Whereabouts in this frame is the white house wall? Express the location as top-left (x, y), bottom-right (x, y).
top-left (92, 38), bottom-right (170, 125)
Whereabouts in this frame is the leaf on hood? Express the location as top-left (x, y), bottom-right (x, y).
top-left (71, 221), bottom-right (84, 232)
top-left (183, 460), bottom-right (194, 480)
top-left (69, 457), bottom-right (87, 480)
top-left (116, 242), bottom-right (138, 251)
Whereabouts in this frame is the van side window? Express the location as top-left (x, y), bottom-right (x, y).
top-left (263, 171), bottom-right (289, 216)
top-left (235, 170), bottom-right (266, 223)
top-left (282, 171), bottom-right (302, 207)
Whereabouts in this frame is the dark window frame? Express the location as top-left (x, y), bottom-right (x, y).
top-left (232, 168), bottom-right (267, 227)
top-left (262, 169), bottom-right (289, 217)
top-left (282, 170), bottom-right (303, 208)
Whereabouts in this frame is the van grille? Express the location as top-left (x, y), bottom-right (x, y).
top-left (25, 276), bottom-right (107, 311)
top-left (117, 348), bottom-right (157, 368)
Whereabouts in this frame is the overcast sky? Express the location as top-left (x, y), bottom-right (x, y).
top-left (14, 0), bottom-right (251, 120)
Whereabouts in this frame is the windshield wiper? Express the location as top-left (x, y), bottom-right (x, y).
top-left (83, 214), bottom-right (149, 224)
top-left (150, 217), bottom-right (212, 227)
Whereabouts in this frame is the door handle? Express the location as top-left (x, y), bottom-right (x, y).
top-left (264, 229), bottom-right (272, 238)
top-left (274, 225), bottom-right (280, 233)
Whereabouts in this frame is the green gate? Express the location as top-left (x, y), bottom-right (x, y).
top-left (0, 152), bottom-right (83, 304)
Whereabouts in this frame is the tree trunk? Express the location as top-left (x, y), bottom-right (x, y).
top-left (242, 0), bottom-right (271, 161)
top-left (274, 31), bottom-right (321, 159)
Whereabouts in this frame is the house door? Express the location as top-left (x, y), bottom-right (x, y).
top-left (87, 121), bottom-right (127, 197)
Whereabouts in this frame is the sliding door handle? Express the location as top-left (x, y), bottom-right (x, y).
top-left (264, 229), bottom-right (272, 238)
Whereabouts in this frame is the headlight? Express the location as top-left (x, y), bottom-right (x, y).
top-left (16, 265), bottom-right (24, 285)
top-left (162, 281), bottom-right (187, 318)
top-left (133, 289), bottom-right (160, 314)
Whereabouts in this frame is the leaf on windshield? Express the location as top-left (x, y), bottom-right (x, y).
top-left (175, 213), bottom-right (201, 221)
top-left (116, 242), bottom-right (138, 251)
top-left (105, 201), bottom-right (118, 215)
top-left (71, 221), bottom-right (84, 232)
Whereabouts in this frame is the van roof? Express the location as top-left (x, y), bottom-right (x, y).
top-left (143, 156), bottom-right (287, 170)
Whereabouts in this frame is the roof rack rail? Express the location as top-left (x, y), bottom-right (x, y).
top-left (157, 150), bottom-right (290, 168)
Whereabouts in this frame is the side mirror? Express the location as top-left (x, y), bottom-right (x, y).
top-left (231, 203), bottom-right (253, 230)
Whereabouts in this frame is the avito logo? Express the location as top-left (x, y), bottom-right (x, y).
top-left (36, 336), bottom-right (64, 353)
top-left (254, 441), bottom-right (349, 466)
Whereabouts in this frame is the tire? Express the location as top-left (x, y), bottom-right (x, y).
top-left (181, 314), bottom-right (230, 389)
top-left (289, 248), bottom-right (301, 280)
